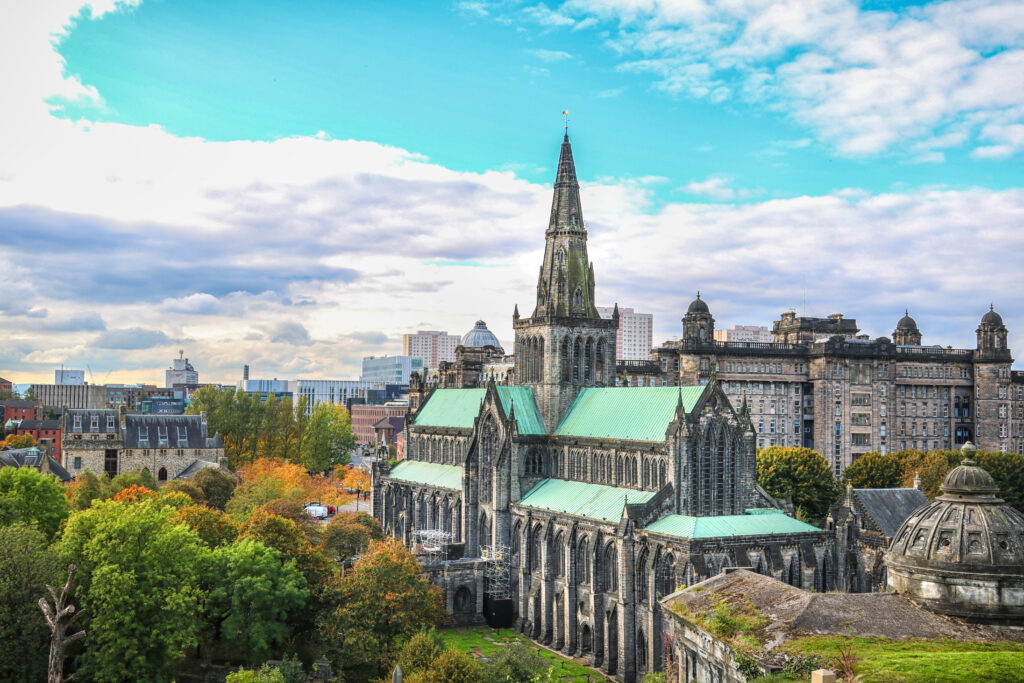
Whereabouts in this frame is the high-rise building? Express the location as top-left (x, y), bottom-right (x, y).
top-left (360, 356), bottom-right (423, 385)
top-left (402, 330), bottom-right (460, 369)
top-left (597, 306), bottom-right (653, 360)
top-left (713, 325), bottom-right (773, 343)
top-left (54, 369), bottom-right (85, 385)
top-left (292, 379), bottom-right (377, 415)
top-left (165, 350), bottom-right (198, 388)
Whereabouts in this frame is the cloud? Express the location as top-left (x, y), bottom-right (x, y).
top-left (36, 312), bottom-right (107, 332)
top-left (526, 48), bottom-right (573, 61)
top-left (268, 322), bottom-right (312, 346)
top-left (680, 175), bottom-right (759, 201)
top-left (94, 327), bottom-right (173, 350)
top-left (545, 0), bottom-right (1024, 158)
top-left (522, 3), bottom-right (576, 28)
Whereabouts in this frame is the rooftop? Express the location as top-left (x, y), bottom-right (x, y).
top-left (645, 510), bottom-right (820, 539)
top-left (387, 460), bottom-right (464, 490)
top-left (516, 478), bottom-right (655, 522)
top-left (554, 386), bottom-right (705, 442)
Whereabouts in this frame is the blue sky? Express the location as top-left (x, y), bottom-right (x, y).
top-left (55, 0), bottom-right (1021, 203)
top-left (1, 0), bottom-right (1023, 383)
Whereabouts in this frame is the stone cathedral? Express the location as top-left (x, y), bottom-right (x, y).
top-left (371, 133), bottom-right (833, 682)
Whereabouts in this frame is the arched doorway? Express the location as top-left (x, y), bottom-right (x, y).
top-left (580, 624), bottom-right (592, 654)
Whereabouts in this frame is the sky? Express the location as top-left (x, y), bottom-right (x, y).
top-left (1, 0), bottom-right (1023, 384)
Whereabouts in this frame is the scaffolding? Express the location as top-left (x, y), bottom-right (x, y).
top-left (415, 529), bottom-right (451, 564)
top-left (481, 544), bottom-right (511, 599)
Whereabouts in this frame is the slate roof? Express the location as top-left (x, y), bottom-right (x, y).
top-left (174, 459), bottom-right (225, 480)
top-left (0, 400), bottom-right (41, 408)
top-left (64, 409), bottom-right (120, 432)
top-left (387, 460), bottom-right (464, 490)
top-left (645, 510), bottom-right (820, 539)
top-left (413, 386), bottom-right (545, 435)
top-left (0, 447), bottom-right (72, 482)
top-left (373, 416), bottom-right (405, 431)
top-left (854, 488), bottom-right (929, 538)
top-left (554, 386), bottom-right (705, 442)
top-left (516, 478), bottom-right (656, 522)
top-left (16, 420), bottom-right (59, 430)
top-left (123, 414), bottom-right (219, 449)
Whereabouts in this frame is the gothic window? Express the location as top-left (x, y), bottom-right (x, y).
top-left (560, 337), bottom-right (570, 382)
top-left (570, 212), bottom-right (578, 226)
top-left (602, 542), bottom-right (618, 593)
top-left (659, 460), bottom-right (667, 489)
top-left (656, 553), bottom-right (676, 597)
top-left (479, 511), bottom-right (491, 547)
top-left (577, 536), bottom-right (590, 583)
top-left (596, 339), bottom-right (607, 382)
top-left (636, 549), bottom-right (649, 603)
top-left (454, 586), bottom-right (473, 613)
top-left (480, 417), bottom-right (497, 504)
top-left (583, 338), bottom-right (593, 384)
top-left (572, 337), bottom-right (582, 383)
top-left (553, 532), bottom-right (565, 577)
top-left (529, 525), bottom-right (542, 572)
top-left (557, 248), bottom-right (566, 264)
top-left (574, 288), bottom-right (583, 306)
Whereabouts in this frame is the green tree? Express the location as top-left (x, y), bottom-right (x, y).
top-left (756, 446), bottom-right (840, 519)
top-left (396, 629), bottom-right (446, 679)
top-left (320, 510), bottom-right (384, 564)
top-left (842, 452), bottom-right (904, 489)
top-left (319, 538), bottom-right (443, 680)
top-left (300, 402), bottom-right (355, 473)
top-left (205, 539), bottom-right (308, 664)
top-left (192, 467), bottom-right (238, 510)
top-left (0, 524), bottom-right (61, 681)
top-left (0, 465), bottom-right (69, 537)
top-left (56, 497), bottom-right (208, 682)
top-left (974, 451), bottom-right (1024, 512)
top-left (226, 665), bottom-right (286, 683)
top-left (161, 478), bottom-right (205, 503)
top-left (173, 504), bottom-right (240, 548)
top-left (424, 648), bottom-right (482, 683)
top-left (896, 450), bottom-right (960, 498)
top-left (65, 469), bottom-right (113, 510)
top-left (110, 467), bottom-right (157, 493)
top-left (480, 641), bottom-right (549, 683)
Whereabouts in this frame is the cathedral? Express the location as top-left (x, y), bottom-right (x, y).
top-left (371, 133), bottom-right (834, 681)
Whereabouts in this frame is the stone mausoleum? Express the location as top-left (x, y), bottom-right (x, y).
top-left (372, 133), bottom-right (835, 682)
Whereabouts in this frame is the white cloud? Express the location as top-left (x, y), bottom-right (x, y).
top-left (526, 48), bottom-right (573, 61)
top-left (554, 0), bottom-right (1024, 158)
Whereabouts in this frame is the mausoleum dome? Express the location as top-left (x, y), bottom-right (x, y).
top-left (896, 311), bottom-right (919, 331)
top-left (461, 320), bottom-right (501, 348)
top-left (886, 442), bottom-right (1024, 624)
top-left (981, 306), bottom-right (1004, 327)
top-left (687, 292), bottom-right (709, 314)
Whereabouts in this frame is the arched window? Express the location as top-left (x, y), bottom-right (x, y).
top-left (574, 288), bottom-right (583, 306)
top-left (553, 532), bottom-right (565, 578)
top-left (480, 417), bottom-right (497, 504)
top-left (158, 467), bottom-right (167, 482)
top-left (454, 586), bottom-right (473, 613)
top-left (602, 542), bottom-right (618, 592)
top-left (479, 511), bottom-right (491, 548)
top-left (577, 536), bottom-right (590, 584)
top-left (557, 248), bottom-right (565, 265)
top-left (656, 553), bottom-right (676, 597)
top-left (583, 338), bottom-right (593, 384)
top-left (529, 526), bottom-right (543, 572)
top-left (572, 337), bottom-right (581, 383)
top-left (636, 549), bottom-right (649, 603)
top-left (596, 339), bottom-right (607, 383)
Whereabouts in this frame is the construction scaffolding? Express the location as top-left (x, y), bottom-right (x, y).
top-left (481, 544), bottom-right (511, 599)
top-left (415, 529), bottom-right (451, 564)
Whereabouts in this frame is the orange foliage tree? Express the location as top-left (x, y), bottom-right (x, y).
top-left (227, 458), bottom-right (350, 519)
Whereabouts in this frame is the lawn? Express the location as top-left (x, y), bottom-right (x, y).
top-left (757, 636), bottom-right (1024, 683)
top-left (441, 627), bottom-right (613, 682)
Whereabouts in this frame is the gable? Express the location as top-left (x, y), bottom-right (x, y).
top-left (495, 386), bottom-right (545, 435)
top-left (854, 488), bottom-right (929, 538)
top-left (554, 386), bottom-right (705, 442)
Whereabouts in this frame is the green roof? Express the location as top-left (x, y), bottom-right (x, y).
top-left (516, 478), bottom-right (656, 522)
top-left (554, 386), bottom-right (705, 442)
top-left (413, 389), bottom-right (486, 429)
top-left (645, 512), bottom-right (820, 539)
top-left (387, 460), bottom-right (464, 490)
top-left (495, 386), bottom-right (545, 435)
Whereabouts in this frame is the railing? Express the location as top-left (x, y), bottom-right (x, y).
top-left (895, 346), bottom-right (973, 357)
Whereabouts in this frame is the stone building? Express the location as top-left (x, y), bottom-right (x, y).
top-left (61, 407), bottom-right (225, 482)
top-left (653, 301), bottom-right (1022, 475)
top-left (373, 133), bottom-right (834, 682)
top-left (887, 442), bottom-right (1024, 624)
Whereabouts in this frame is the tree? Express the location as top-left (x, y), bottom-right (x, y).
top-left (226, 665), bottom-right (286, 683)
top-left (109, 467), bottom-right (157, 493)
top-left (841, 452), bottom-right (904, 489)
top-left (205, 539), bottom-right (308, 664)
top-left (319, 538), bottom-right (443, 679)
top-left (756, 446), bottom-right (840, 519)
top-left (0, 465), bottom-right (69, 538)
top-left (56, 498), bottom-right (208, 682)
top-left (65, 469), bottom-right (112, 511)
top-left (173, 505), bottom-right (240, 548)
top-left (191, 467), bottom-right (237, 510)
top-left (396, 629), bottom-right (446, 680)
top-left (341, 466), bottom-right (371, 510)
top-left (227, 458), bottom-right (348, 520)
top-left (161, 478), bottom-right (205, 504)
top-left (39, 564), bottom-right (86, 683)
top-left (0, 524), bottom-right (62, 681)
top-left (896, 450), bottom-right (960, 498)
top-left (320, 510), bottom-right (383, 565)
top-left (424, 648), bottom-right (482, 683)
top-left (974, 451), bottom-right (1024, 512)
top-left (2, 433), bottom-right (37, 449)
top-left (480, 641), bottom-right (549, 683)
top-left (241, 508), bottom-right (334, 592)
top-left (300, 402), bottom-right (355, 473)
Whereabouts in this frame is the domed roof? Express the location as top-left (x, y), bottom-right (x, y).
top-left (981, 304), bottom-right (1004, 327)
top-left (886, 442), bottom-right (1024, 622)
top-left (896, 310), bottom-right (919, 331)
top-left (461, 320), bottom-right (501, 348)
top-left (687, 292), bottom-right (709, 314)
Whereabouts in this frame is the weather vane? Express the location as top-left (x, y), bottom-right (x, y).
top-left (562, 110), bottom-right (569, 130)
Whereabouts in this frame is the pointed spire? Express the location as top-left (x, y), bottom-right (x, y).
top-left (696, 290), bottom-right (701, 300)
top-left (905, 308), bottom-right (909, 316)
top-left (555, 132), bottom-right (578, 187)
top-left (513, 303), bottom-right (520, 320)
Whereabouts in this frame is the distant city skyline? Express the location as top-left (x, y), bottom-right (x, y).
top-left (2, 1), bottom-right (1023, 384)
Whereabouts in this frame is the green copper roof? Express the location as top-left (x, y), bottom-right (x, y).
top-left (554, 386), bottom-right (705, 442)
top-left (516, 478), bottom-right (655, 522)
top-left (645, 511), bottom-right (820, 539)
top-left (495, 386), bottom-right (545, 435)
top-left (387, 460), bottom-right (464, 490)
top-left (414, 389), bottom-right (486, 429)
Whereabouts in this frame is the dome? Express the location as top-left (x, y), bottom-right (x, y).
top-left (886, 442), bottom-right (1024, 623)
top-left (982, 305), bottom-right (1004, 327)
top-left (461, 320), bottom-right (501, 348)
top-left (687, 292), bottom-right (709, 314)
top-left (896, 310), bottom-right (919, 331)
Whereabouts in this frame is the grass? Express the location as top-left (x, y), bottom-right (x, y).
top-left (440, 627), bottom-right (612, 682)
top-left (773, 636), bottom-right (1024, 683)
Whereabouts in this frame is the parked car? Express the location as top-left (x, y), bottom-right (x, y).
top-left (304, 502), bottom-right (329, 520)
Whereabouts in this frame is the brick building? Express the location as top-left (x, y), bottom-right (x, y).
top-left (351, 404), bottom-right (408, 445)
top-left (0, 400), bottom-right (42, 423)
top-left (13, 419), bottom-right (62, 459)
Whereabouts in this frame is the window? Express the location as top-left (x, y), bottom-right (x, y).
top-left (880, 424), bottom-right (887, 437)
top-left (852, 433), bottom-right (871, 446)
top-left (73, 415), bottom-right (82, 431)
top-left (851, 412), bottom-right (871, 426)
top-left (177, 426), bottom-right (188, 443)
top-left (90, 415), bottom-right (99, 432)
top-left (851, 393), bottom-right (871, 406)
top-left (881, 403), bottom-right (887, 417)
top-left (106, 415), bottom-right (115, 431)
top-left (74, 457), bottom-right (81, 469)
top-left (157, 425), bottom-right (168, 443)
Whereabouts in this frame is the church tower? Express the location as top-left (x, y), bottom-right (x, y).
top-left (513, 132), bottom-right (618, 431)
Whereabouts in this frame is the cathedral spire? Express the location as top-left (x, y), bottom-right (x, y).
top-left (548, 132), bottom-right (583, 235)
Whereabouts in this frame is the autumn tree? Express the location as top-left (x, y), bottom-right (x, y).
top-left (109, 467), bottom-right (157, 493)
top-left (56, 497), bottom-right (208, 682)
top-left (0, 524), bottom-right (61, 681)
top-left (424, 648), bottom-right (482, 683)
top-left (895, 450), bottom-right (960, 498)
top-left (173, 505), bottom-right (240, 548)
top-left (320, 510), bottom-right (384, 564)
top-left (2, 433), bottom-right (37, 449)
top-left (227, 458), bottom-right (348, 520)
top-left (756, 446), bottom-right (839, 519)
top-left (191, 466), bottom-right (237, 510)
top-left (300, 402), bottom-right (355, 473)
top-left (205, 539), bottom-right (308, 664)
top-left (65, 469), bottom-right (113, 511)
top-left (319, 538), bottom-right (443, 679)
top-left (841, 452), bottom-right (904, 489)
top-left (161, 478), bottom-right (205, 503)
top-left (0, 465), bottom-right (69, 538)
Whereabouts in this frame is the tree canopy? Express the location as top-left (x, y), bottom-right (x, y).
top-left (0, 465), bottom-right (69, 537)
top-left (756, 446), bottom-right (840, 519)
top-left (300, 401), bottom-right (355, 472)
top-left (842, 452), bottom-right (904, 489)
top-left (0, 524), bottom-right (61, 682)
